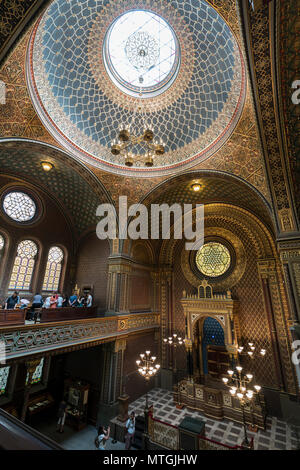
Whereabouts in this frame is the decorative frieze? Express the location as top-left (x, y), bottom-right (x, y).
top-left (0, 313), bottom-right (160, 360)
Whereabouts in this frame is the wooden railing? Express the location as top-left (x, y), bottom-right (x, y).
top-left (0, 309), bottom-right (26, 326)
top-left (0, 408), bottom-right (62, 450)
top-left (37, 306), bottom-right (98, 323)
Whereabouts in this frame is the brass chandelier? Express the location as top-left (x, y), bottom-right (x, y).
top-left (110, 92), bottom-right (165, 167)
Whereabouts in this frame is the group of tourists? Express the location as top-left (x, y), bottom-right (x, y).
top-left (2, 291), bottom-right (93, 313)
top-left (95, 411), bottom-right (136, 450)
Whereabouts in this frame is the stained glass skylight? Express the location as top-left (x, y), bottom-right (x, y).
top-left (196, 242), bottom-right (231, 278)
top-left (104, 10), bottom-right (179, 96)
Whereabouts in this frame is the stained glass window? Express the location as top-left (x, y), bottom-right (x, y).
top-left (2, 191), bottom-right (36, 222)
top-left (42, 246), bottom-right (64, 291)
top-left (26, 358), bottom-right (44, 385)
top-left (9, 240), bottom-right (38, 290)
top-left (0, 234), bottom-right (4, 250)
top-left (196, 242), bottom-right (231, 278)
top-left (0, 366), bottom-right (10, 396)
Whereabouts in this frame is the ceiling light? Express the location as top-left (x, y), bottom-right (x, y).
top-left (191, 183), bottom-right (202, 192)
top-left (41, 161), bottom-right (54, 172)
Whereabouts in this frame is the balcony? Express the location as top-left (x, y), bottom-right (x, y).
top-left (0, 312), bottom-right (160, 360)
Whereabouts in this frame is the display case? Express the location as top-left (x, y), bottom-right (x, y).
top-left (64, 379), bottom-right (89, 431)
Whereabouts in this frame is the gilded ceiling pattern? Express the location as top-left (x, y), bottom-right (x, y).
top-left (245, 3), bottom-right (298, 233)
top-left (0, 0), bottom-right (269, 209)
top-left (279, 0), bottom-right (300, 222)
top-left (0, 0), bottom-right (42, 63)
top-left (0, 141), bottom-right (112, 235)
top-left (27, 0), bottom-right (245, 176)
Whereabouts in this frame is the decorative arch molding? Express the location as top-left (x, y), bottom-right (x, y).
top-left (130, 239), bottom-right (155, 266)
top-left (139, 169), bottom-right (274, 232)
top-left (181, 226), bottom-right (246, 291)
top-left (158, 203), bottom-right (277, 267)
top-left (181, 281), bottom-right (239, 356)
top-left (0, 139), bottom-right (115, 237)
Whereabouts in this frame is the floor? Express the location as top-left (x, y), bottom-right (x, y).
top-left (34, 418), bottom-right (127, 450)
top-left (127, 388), bottom-right (300, 450)
top-left (34, 388), bottom-right (300, 450)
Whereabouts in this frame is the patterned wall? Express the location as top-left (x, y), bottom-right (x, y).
top-left (171, 213), bottom-right (277, 388)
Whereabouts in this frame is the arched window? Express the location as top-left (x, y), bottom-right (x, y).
top-left (26, 358), bottom-right (44, 385)
top-left (0, 234), bottom-right (4, 251)
top-left (42, 246), bottom-right (64, 292)
top-left (9, 240), bottom-right (38, 290)
top-left (0, 366), bottom-right (10, 396)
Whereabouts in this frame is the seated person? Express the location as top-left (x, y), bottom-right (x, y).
top-left (50, 292), bottom-right (59, 308)
top-left (57, 293), bottom-right (63, 308)
top-left (69, 293), bottom-right (78, 307)
top-left (78, 296), bottom-right (85, 307)
top-left (5, 291), bottom-right (20, 309)
top-left (20, 298), bottom-right (30, 309)
top-left (43, 296), bottom-right (51, 308)
top-left (62, 295), bottom-right (69, 307)
top-left (86, 293), bottom-right (93, 307)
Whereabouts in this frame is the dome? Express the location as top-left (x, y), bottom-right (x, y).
top-left (27, 0), bottom-right (245, 177)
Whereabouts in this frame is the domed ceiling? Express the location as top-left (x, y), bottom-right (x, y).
top-left (27, 0), bottom-right (246, 177)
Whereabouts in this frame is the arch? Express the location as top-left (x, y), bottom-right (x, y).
top-left (140, 169), bottom-right (275, 233)
top-left (130, 240), bottom-right (155, 265)
top-left (42, 245), bottom-right (66, 292)
top-left (8, 239), bottom-right (38, 291)
top-left (0, 139), bottom-right (115, 238)
top-left (159, 203), bottom-right (277, 267)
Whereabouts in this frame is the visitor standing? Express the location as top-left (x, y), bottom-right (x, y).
top-left (95, 425), bottom-right (110, 450)
top-left (125, 411), bottom-right (135, 450)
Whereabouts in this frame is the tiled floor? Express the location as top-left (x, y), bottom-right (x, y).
top-left (127, 388), bottom-right (300, 450)
top-left (34, 388), bottom-right (300, 450)
top-left (34, 418), bottom-right (126, 450)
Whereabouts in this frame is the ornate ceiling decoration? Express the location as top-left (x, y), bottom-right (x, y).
top-left (141, 170), bottom-right (274, 231)
top-left (26, 0), bottom-right (246, 177)
top-left (240, 1), bottom-right (299, 234)
top-left (279, 0), bottom-right (300, 222)
top-left (0, 0), bottom-right (45, 65)
top-left (0, 140), bottom-right (112, 235)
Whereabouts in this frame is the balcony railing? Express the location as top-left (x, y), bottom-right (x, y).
top-left (0, 408), bottom-right (63, 450)
top-left (0, 312), bottom-right (160, 360)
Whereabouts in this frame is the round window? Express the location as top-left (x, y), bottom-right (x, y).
top-left (103, 10), bottom-right (180, 97)
top-left (195, 242), bottom-right (231, 278)
top-left (2, 191), bottom-right (37, 222)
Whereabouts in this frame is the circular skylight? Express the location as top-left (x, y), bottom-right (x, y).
top-left (196, 242), bottom-right (231, 278)
top-left (103, 10), bottom-right (180, 96)
top-left (2, 191), bottom-right (36, 222)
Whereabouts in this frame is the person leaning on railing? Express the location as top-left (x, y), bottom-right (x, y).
top-left (69, 293), bottom-right (78, 307)
top-left (29, 292), bottom-right (43, 320)
top-left (4, 291), bottom-right (20, 309)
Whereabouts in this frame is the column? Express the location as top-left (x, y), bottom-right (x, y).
top-left (106, 258), bottom-right (132, 314)
top-left (257, 259), bottom-right (297, 394)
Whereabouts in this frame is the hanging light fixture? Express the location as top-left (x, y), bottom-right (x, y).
top-left (110, 91), bottom-right (166, 167)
